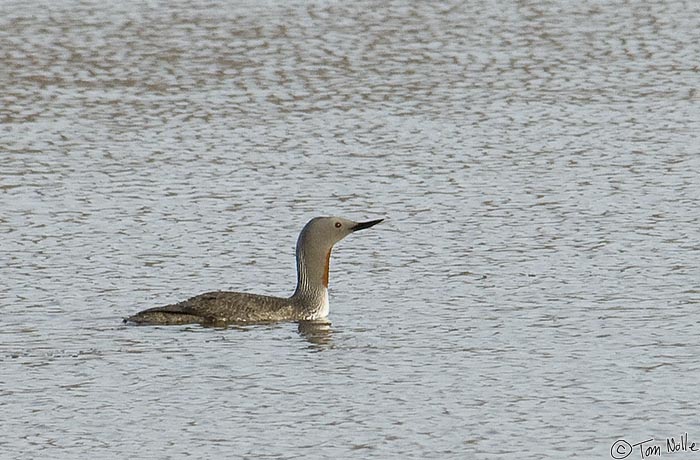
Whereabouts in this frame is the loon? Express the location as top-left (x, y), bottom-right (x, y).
top-left (124, 216), bottom-right (383, 326)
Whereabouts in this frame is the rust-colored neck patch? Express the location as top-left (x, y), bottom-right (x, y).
top-left (323, 249), bottom-right (332, 288)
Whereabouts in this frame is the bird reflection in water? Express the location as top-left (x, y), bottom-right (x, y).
top-left (297, 319), bottom-right (333, 348)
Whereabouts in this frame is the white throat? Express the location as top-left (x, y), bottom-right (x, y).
top-left (311, 289), bottom-right (330, 319)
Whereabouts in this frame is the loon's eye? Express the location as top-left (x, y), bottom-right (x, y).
top-left (335, 222), bottom-right (342, 228)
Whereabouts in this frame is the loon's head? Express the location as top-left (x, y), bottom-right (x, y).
top-left (294, 216), bottom-right (383, 289)
top-left (298, 216), bottom-right (384, 250)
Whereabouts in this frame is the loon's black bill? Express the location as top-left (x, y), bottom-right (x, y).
top-left (352, 218), bottom-right (384, 232)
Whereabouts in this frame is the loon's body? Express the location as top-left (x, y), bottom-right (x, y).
top-left (125, 216), bottom-right (382, 326)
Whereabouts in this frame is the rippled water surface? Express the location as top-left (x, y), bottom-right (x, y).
top-left (2, 1), bottom-right (700, 458)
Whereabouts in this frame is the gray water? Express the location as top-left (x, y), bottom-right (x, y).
top-left (2, 1), bottom-right (699, 458)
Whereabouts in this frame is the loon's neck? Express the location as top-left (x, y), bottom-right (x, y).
top-left (290, 243), bottom-right (331, 318)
